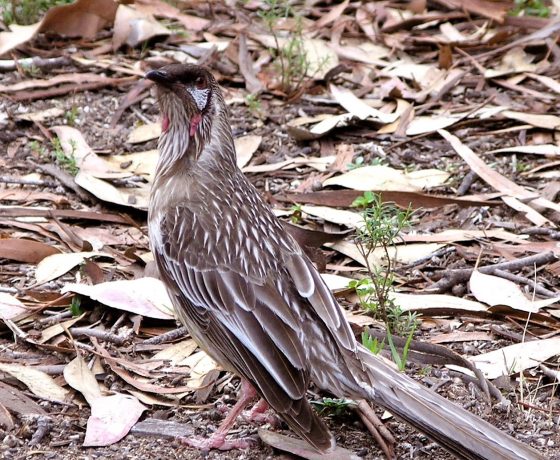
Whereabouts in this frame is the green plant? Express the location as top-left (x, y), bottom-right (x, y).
top-left (351, 192), bottom-right (419, 369)
top-left (1, 0), bottom-right (73, 25)
top-left (70, 295), bottom-right (82, 316)
top-left (50, 137), bottom-right (78, 175)
top-left (289, 203), bottom-right (303, 224)
top-left (311, 397), bottom-right (356, 416)
top-left (510, 0), bottom-right (550, 17)
top-left (258, 0), bottom-right (327, 98)
top-left (245, 94), bottom-right (262, 116)
top-left (64, 106), bottom-right (79, 126)
top-left (361, 329), bottom-right (384, 355)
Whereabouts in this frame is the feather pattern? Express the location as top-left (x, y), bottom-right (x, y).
top-left (147, 64), bottom-right (544, 459)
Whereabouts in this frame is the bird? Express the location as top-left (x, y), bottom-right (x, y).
top-left (145, 63), bottom-right (543, 460)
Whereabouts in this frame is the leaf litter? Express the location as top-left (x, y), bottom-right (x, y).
top-left (0, 1), bottom-right (559, 459)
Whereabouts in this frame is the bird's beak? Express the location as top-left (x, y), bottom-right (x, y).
top-left (145, 69), bottom-right (171, 85)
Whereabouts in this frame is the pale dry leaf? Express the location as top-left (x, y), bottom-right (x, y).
top-left (391, 293), bottom-right (488, 312)
top-left (0, 293), bottom-right (29, 320)
top-left (469, 270), bottom-right (559, 313)
top-left (104, 150), bottom-right (159, 183)
top-left (301, 205), bottom-right (364, 229)
top-left (112, 4), bottom-right (170, 50)
top-left (152, 339), bottom-right (199, 365)
top-left (330, 84), bottom-right (397, 123)
top-left (0, 363), bottom-right (69, 403)
top-left (488, 145), bottom-right (560, 157)
top-left (327, 240), bottom-right (445, 267)
top-left (484, 48), bottom-right (536, 78)
top-left (0, 23), bottom-right (41, 57)
top-left (39, 315), bottom-right (84, 344)
top-left (74, 172), bottom-right (150, 210)
top-left (320, 273), bottom-right (355, 291)
top-left (127, 123), bottom-right (161, 144)
top-left (466, 338), bottom-right (560, 379)
top-left (183, 351), bottom-right (219, 387)
top-left (64, 355), bottom-right (102, 406)
top-left (35, 251), bottom-right (111, 284)
top-left (62, 278), bottom-right (174, 320)
top-left (235, 135), bottom-right (262, 168)
top-left (83, 394), bottom-right (146, 446)
top-left (527, 73), bottom-right (560, 94)
top-left (502, 110), bottom-right (560, 130)
top-left (322, 165), bottom-right (450, 192)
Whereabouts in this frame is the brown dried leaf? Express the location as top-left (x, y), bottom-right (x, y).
top-left (0, 238), bottom-right (60, 264)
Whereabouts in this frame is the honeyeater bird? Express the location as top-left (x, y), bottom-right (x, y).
top-left (146, 63), bottom-right (543, 460)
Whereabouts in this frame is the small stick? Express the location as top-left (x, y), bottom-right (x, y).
top-left (430, 252), bottom-right (558, 293)
top-left (69, 327), bottom-right (128, 345)
top-left (141, 326), bottom-right (188, 345)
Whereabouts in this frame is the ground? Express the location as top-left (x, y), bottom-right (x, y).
top-left (0, 2), bottom-right (559, 460)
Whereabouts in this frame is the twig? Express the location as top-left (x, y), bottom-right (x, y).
top-left (493, 268), bottom-right (557, 298)
top-left (0, 176), bottom-right (57, 187)
top-left (141, 326), bottom-right (188, 345)
top-left (430, 252), bottom-right (558, 294)
top-left (28, 415), bottom-right (52, 446)
top-left (0, 56), bottom-right (71, 72)
top-left (30, 161), bottom-right (94, 204)
top-left (457, 171), bottom-right (479, 196)
top-left (69, 327), bottom-right (128, 345)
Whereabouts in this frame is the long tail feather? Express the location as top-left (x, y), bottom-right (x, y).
top-left (354, 347), bottom-right (543, 460)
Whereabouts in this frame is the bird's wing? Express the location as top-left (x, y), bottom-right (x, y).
top-left (153, 202), bottom-right (337, 449)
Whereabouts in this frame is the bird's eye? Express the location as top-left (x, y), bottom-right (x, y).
top-left (195, 76), bottom-right (206, 90)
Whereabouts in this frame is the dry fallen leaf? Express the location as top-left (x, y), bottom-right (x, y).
top-left (322, 165), bottom-right (450, 192)
top-left (0, 363), bottom-right (69, 403)
top-left (463, 338), bottom-right (560, 379)
top-left (35, 252), bottom-right (111, 284)
top-left (235, 135), bottom-right (262, 168)
top-left (112, 4), bottom-right (170, 50)
top-left (64, 355), bottom-right (102, 406)
top-left (62, 277), bottom-right (174, 320)
top-left (469, 271), bottom-right (559, 313)
top-left (0, 293), bottom-right (29, 320)
top-left (83, 394), bottom-right (146, 447)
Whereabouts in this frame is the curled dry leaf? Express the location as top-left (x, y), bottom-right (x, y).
top-left (235, 135), bottom-right (262, 168)
top-left (35, 251), bottom-right (111, 284)
top-left (62, 277), bottom-right (175, 320)
top-left (0, 363), bottom-right (69, 403)
top-left (469, 270), bottom-right (559, 313)
top-left (83, 394), bottom-right (146, 447)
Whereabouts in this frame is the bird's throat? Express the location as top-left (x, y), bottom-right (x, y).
top-left (190, 113), bottom-right (202, 137)
top-left (162, 115), bottom-right (170, 132)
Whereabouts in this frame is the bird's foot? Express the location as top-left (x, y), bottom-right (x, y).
top-left (241, 398), bottom-right (281, 427)
top-left (180, 433), bottom-right (257, 451)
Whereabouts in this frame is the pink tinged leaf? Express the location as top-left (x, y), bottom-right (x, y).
top-left (84, 394), bottom-right (146, 447)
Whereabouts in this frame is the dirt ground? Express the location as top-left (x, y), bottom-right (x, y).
top-left (1, 2), bottom-right (560, 460)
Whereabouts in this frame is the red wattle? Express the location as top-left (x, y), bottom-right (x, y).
top-left (190, 113), bottom-right (202, 137)
top-left (162, 115), bottom-right (170, 132)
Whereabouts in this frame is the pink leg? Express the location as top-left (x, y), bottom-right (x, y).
top-left (242, 398), bottom-right (281, 427)
top-left (181, 379), bottom-right (259, 451)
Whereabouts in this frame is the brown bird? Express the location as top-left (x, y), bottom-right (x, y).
top-left (146, 64), bottom-right (543, 460)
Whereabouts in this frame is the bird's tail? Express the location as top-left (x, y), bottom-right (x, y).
top-left (353, 346), bottom-right (543, 460)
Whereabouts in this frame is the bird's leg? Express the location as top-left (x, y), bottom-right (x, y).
top-left (242, 398), bottom-right (281, 427)
top-left (181, 379), bottom-right (258, 451)
top-left (356, 400), bottom-right (396, 460)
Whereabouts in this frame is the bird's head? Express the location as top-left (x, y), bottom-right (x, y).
top-left (146, 64), bottom-right (222, 140)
